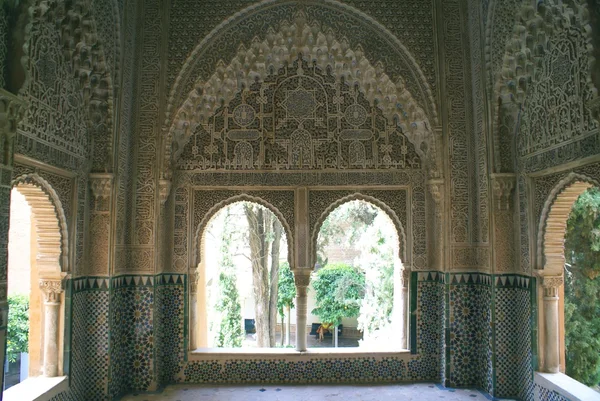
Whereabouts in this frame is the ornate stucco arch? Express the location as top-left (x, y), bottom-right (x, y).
top-left (12, 173), bottom-right (70, 275)
top-left (20, 0), bottom-right (118, 172)
top-left (536, 172), bottom-right (599, 274)
top-left (193, 194), bottom-right (294, 269)
top-left (488, 0), bottom-right (597, 172)
top-left (163, 4), bottom-right (439, 179)
top-left (310, 193), bottom-right (408, 269)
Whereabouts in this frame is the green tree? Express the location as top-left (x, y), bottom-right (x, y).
top-left (244, 203), bottom-right (283, 347)
top-left (316, 201), bottom-right (378, 266)
top-left (7, 294), bottom-right (29, 363)
top-left (311, 263), bottom-right (365, 326)
top-left (277, 262), bottom-right (296, 346)
top-left (357, 223), bottom-right (396, 340)
top-left (277, 262), bottom-right (296, 318)
top-left (564, 187), bottom-right (600, 386)
top-left (214, 271), bottom-right (244, 348)
top-left (212, 211), bottom-right (244, 348)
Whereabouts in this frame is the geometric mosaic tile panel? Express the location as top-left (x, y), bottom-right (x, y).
top-left (447, 273), bottom-right (492, 391)
top-left (70, 278), bottom-right (110, 401)
top-left (54, 272), bottom-right (538, 401)
top-left (494, 275), bottom-right (532, 399)
top-left (155, 274), bottom-right (186, 388)
top-left (109, 275), bottom-right (156, 398)
top-left (534, 384), bottom-right (572, 401)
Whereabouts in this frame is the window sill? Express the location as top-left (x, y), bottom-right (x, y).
top-left (190, 347), bottom-right (412, 361)
top-left (535, 372), bottom-right (600, 401)
top-left (3, 376), bottom-right (68, 401)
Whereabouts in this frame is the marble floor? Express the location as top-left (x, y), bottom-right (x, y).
top-left (122, 383), bottom-right (500, 401)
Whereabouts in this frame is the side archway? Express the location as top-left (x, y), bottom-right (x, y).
top-left (8, 173), bottom-right (68, 379)
top-left (535, 172), bottom-right (600, 374)
top-left (536, 173), bottom-right (600, 274)
top-left (12, 173), bottom-right (69, 275)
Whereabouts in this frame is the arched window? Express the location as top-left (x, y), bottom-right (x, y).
top-left (310, 199), bottom-right (408, 350)
top-left (537, 175), bottom-right (600, 382)
top-left (562, 186), bottom-right (600, 386)
top-left (191, 201), bottom-right (290, 349)
top-left (4, 179), bottom-right (66, 392)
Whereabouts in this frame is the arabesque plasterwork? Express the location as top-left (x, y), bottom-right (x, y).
top-left (164, 10), bottom-right (439, 181)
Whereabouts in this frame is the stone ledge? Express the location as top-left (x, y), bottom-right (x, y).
top-left (3, 376), bottom-right (68, 401)
top-left (535, 372), bottom-right (600, 401)
top-left (190, 348), bottom-right (411, 361)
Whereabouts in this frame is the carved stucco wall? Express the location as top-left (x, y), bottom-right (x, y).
top-left (166, 0), bottom-right (437, 118)
top-left (0, 6), bottom-right (7, 89)
top-left (143, 1), bottom-right (439, 278)
top-left (2, 0), bottom-right (600, 399)
top-left (0, 1), bottom-right (120, 399)
top-left (114, 0), bottom-right (139, 272)
top-left (14, 0), bottom-right (120, 280)
top-left (517, 26), bottom-right (599, 173)
top-left (115, 0), bottom-right (162, 274)
top-left (441, 0), bottom-right (491, 271)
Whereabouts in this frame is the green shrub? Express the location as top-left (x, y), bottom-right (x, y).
top-left (311, 263), bottom-right (365, 326)
top-left (7, 294), bottom-right (29, 363)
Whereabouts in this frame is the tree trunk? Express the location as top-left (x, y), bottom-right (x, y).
top-left (245, 205), bottom-right (271, 347)
top-left (268, 219), bottom-right (282, 346)
top-left (286, 304), bottom-right (291, 346)
top-left (281, 313), bottom-right (285, 346)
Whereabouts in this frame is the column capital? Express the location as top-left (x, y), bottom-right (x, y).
top-left (537, 272), bottom-right (563, 298)
top-left (39, 279), bottom-right (64, 304)
top-left (491, 173), bottom-right (516, 211)
top-left (537, 272), bottom-right (563, 289)
top-left (159, 179), bottom-right (172, 206)
top-left (588, 96), bottom-right (600, 120)
top-left (189, 272), bottom-right (199, 294)
top-left (89, 173), bottom-right (113, 201)
top-left (427, 179), bottom-right (444, 204)
top-left (0, 90), bottom-right (26, 138)
top-left (291, 268), bottom-right (312, 288)
top-left (401, 268), bottom-right (411, 289)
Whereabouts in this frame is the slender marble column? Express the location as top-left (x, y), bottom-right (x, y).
top-left (189, 273), bottom-right (199, 349)
top-left (541, 275), bottom-right (563, 373)
top-left (292, 268), bottom-right (311, 352)
top-left (400, 268), bottom-right (411, 349)
top-left (39, 279), bottom-right (63, 377)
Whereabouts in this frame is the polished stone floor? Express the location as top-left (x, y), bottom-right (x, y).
top-left (122, 383), bottom-right (498, 401)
